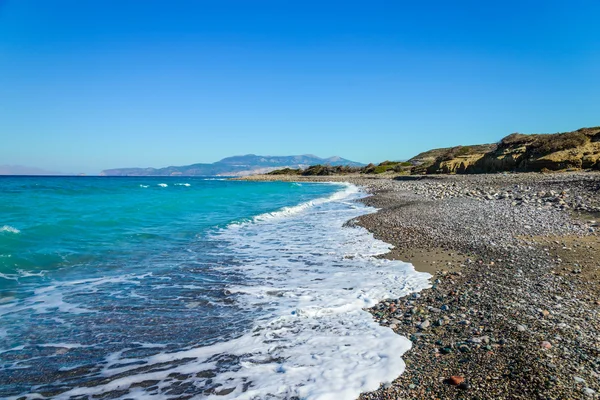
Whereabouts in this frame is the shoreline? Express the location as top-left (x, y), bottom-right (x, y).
top-left (237, 172), bottom-right (600, 399)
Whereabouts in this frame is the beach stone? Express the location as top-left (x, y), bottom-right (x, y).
top-left (337, 172), bottom-right (600, 400)
top-left (419, 320), bottom-right (431, 330)
top-left (448, 376), bottom-right (464, 385)
top-left (469, 336), bottom-right (490, 344)
top-left (541, 341), bottom-right (552, 349)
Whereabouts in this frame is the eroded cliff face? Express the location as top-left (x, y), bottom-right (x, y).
top-left (422, 127), bottom-right (600, 174)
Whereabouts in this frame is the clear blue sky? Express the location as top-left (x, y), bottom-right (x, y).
top-left (1, 0), bottom-right (598, 174)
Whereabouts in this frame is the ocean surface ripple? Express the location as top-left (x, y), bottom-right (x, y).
top-left (0, 177), bottom-right (430, 399)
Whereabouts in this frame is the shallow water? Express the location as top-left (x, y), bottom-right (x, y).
top-left (0, 176), bottom-right (430, 399)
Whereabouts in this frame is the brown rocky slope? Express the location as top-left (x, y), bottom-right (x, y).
top-left (411, 127), bottom-right (600, 174)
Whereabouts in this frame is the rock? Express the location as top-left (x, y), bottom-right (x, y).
top-left (469, 336), bottom-right (490, 344)
top-left (516, 324), bottom-right (527, 332)
top-left (541, 341), bottom-right (552, 349)
top-left (448, 376), bottom-right (465, 385)
top-left (419, 320), bottom-right (431, 330)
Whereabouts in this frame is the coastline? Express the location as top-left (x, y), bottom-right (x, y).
top-left (236, 172), bottom-right (600, 399)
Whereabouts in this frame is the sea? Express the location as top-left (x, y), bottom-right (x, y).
top-left (0, 176), bottom-right (430, 400)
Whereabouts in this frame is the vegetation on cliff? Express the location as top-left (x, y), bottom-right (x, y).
top-left (423, 127), bottom-right (600, 174)
top-left (268, 165), bottom-right (362, 176)
top-left (265, 127), bottom-right (600, 177)
top-left (408, 144), bottom-right (497, 174)
top-left (267, 161), bottom-right (414, 176)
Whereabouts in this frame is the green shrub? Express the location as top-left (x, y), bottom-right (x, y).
top-left (455, 146), bottom-right (473, 156)
top-left (532, 131), bottom-right (588, 154)
top-left (500, 133), bottom-right (532, 146)
top-left (373, 165), bottom-right (390, 174)
top-left (301, 164), bottom-right (361, 176)
top-left (268, 168), bottom-right (301, 175)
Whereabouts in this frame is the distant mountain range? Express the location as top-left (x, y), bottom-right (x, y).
top-left (100, 154), bottom-right (365, 176)
top-left (0, 165), bottom-right (65, 175)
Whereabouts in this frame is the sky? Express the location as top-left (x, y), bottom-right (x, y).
top-left (0, 0), bottom-right (598, 174)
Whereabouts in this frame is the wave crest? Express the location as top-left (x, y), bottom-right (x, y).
top-left (0, 225), bottom-right (20, 234)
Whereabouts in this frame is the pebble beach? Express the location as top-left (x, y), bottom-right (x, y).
top-left (237, 172), bottom-right (600, 399)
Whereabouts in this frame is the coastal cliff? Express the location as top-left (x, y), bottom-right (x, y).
top-left (258, 127), bottom-right (600, 178)
top-left (419, 127), bottom-right (600, 174)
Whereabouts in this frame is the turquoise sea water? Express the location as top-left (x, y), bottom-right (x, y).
top-left (0, 177), bottom-right (337, 283)
top-left (0, 176), bottom-right (429, 399)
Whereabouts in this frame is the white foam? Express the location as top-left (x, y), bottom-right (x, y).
top-left (245, 183), bottom-right (359, 223)
top-left (38, 343), bottom-right (89, 349)
top-left (0, 225), bottom-right (20, 234)
top-left (21, 184), bottom-right (430, 399)
top-left (157, 183), bottom-right (168, 187)
top-left (15, 269), bottom-right (45, 278)
top-left (140, 184), bottom-right (149, 188)
top-left (174, 183), bottom-right (191, 187)
top-left (0, 345), bottom-right (25, 355)
top-left (0, 273), bottom-right (19, 282)
top-left (0, 274), bottom-right (151, 317)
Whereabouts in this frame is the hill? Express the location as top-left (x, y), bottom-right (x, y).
top-left (259, 126), bottom-right (600, 177)
top-left (100, 154), bottom-right (364, 176)
top-left (422, 127), bottom-right (600, 174)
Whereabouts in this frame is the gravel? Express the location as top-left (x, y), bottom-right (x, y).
top-left (348, 172), bottom-right (600, 400)
top-left (238, 171), bottom-right (600, 399)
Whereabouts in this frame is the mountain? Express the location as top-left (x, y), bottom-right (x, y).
top-left (100, 154), bottom-right (365, 177)
top-left (0, 165), bottom-right (65, 175)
